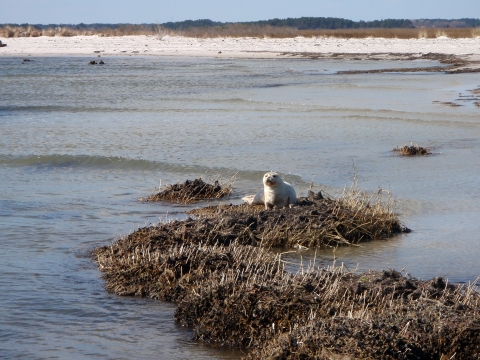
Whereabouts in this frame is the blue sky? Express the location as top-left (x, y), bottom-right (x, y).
top-left (1, 0), bottom-right (479, 24)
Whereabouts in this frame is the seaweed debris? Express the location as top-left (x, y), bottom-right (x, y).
top-left (393, 144), bottom-right (432, 156)
top-left (142, 175), bottom-right (235, 203)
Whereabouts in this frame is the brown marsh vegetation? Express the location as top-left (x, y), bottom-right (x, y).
top-left (393, 144), bottom-right (432, 156)
top-left (0, 24), bottom-right (162, 38)
top-left (141, 175), bottom-right (235, 204)
top-left (298, 27), bottom-right (480, 39)
top-left (2, 24), bottom-right (480, 39)
top-left (93, 182), bottom-right (480, 358)
top-left (135, 184), bottom-right (408, 251)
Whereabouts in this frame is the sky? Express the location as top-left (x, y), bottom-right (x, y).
top-left (1, 0), bottom-right (479, 25)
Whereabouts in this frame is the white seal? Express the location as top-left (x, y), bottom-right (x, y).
top-left (263, 171), bottom-right (297, 209)
top-left (242, 172), bottom-right (297, 209)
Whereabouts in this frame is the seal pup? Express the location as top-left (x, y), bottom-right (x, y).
top-left (263, 172), bottom-right (297, 209)
top-left (241, 172), bottom-right (297, 209)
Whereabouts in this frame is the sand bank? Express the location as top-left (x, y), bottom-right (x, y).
top-left (1, 35), bottom-right (480, 58)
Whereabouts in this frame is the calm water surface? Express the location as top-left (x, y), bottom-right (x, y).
top-left (1, 55), bottom-right (479, 358)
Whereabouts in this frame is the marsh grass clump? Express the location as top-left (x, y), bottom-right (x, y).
top-left (393, 144), bottom-right (432, 156)
top-left (92, 180), bottom-right (480, 358)
top-left (93, 239), bottom-right (280, 299)
top-left (187, 185), bottom-right (407, 248)
top-left (244, 270), bottom-right (480, 359)
top-left (142, 175), bottom-right (235, 204)
top-left (130, 184), bottom-right (407, 255)
top-left (93, 235), bottom-right (480, 358)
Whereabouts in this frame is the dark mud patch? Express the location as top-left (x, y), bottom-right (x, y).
top-left (432, 101), bottom-right (464, 107)
top-left (275, 52), bottom-right (480, 75)
top-left (469, 87), bottom-right (480, 95)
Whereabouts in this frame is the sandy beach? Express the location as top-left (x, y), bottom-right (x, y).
top-left (1, 35), bottom-right (480, 60)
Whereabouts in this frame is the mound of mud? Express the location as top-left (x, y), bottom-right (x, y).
top-left (142, 177), bottom-right (233, 203)
top-left (393, 144), bottom-right (431, 156)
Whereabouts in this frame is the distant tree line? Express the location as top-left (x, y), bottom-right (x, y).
top-left (161, 19), bottom-right (223, 29)
top-left (161, 17), bottom-right (415, 30)
top-left (247, 17), bottom-right (414, 29)
top-left (2, 17), bottom-right (480, 30)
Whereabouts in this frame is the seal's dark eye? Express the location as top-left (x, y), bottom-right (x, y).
top-left (273, 175), bottom-right (277, 177)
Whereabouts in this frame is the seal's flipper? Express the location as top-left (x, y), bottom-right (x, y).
top-left (242, 189), bottom-right (264, 205)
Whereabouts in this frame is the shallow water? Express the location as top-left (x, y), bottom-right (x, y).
top-left (1, 56), bottom-right (479, 358)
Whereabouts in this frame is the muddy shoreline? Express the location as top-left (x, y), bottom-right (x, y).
top-left (272, 52), bottom-right (480, 74)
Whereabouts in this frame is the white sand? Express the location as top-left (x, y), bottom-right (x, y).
top-left (1, 35), bottom-right (480, 60)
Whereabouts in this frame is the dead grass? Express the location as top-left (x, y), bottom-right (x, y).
top-left (92, 178), bottom-right (480, 358)
top-left (93, 236), bottom-right (480, 358)
top-left (172, 24), bottom-right (298, 38)
top-left (393, 144), bottom-right (432, 156)
top-left (187, 184), bottom-right (406, 248)
top-left (2, 24), bottom-right (480, 39)
top-left (103, 182), bottom-right (408, 262)
top-left (301, 27), bottom-right (480, 39)
top-left (0, 24), bottom-right (162, 38)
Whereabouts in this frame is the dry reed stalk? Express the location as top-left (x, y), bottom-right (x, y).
top-left (393, 143), bottom-right (432, 156)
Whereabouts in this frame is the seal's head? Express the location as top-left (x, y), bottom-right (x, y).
top-left (263, 172), bottom-right (283, 188)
